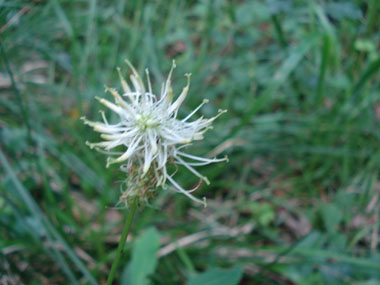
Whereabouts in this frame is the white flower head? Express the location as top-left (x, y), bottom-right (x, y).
top-left (82, 60), bottom-right (227, 206)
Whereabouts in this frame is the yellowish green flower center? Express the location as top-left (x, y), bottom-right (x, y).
top-left (135, 113), bottom-right (159, 131)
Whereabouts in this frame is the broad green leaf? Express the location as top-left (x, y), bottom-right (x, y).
top-left (188, 266), bottom-right (243, 285)
top-left (123, 227), bottom-right (160, 285)
top-left (319, 204), bottom-right (343, 233)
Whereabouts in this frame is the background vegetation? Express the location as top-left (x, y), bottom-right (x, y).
top-left (1, 0), bottom-right (380, 284)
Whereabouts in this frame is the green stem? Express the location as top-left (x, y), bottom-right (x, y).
top-left (107, 197), bottom-right (138, 285)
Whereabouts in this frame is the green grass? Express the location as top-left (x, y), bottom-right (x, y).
top-left (1, 0), bottom-right (380, 284)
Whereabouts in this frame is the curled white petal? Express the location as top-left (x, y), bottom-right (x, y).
top-left (166, 174), bottom-right (206, 207)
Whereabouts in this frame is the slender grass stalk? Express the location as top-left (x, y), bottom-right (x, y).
top-left (271, 14), bottom-right (287, 47)
top-left (0, 40), bottom-right (31, 141)
top-left (107, 197), bottom-right (139, 285)
top-left (367, 0), bottom-right (380, 35)
top-left (0, 39), bottom-right (58, 212)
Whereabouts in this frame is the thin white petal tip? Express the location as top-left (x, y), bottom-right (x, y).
top-left (142, 163), bottom-right (151, 175)
top-left (86, 141), bottom-right (99, 150)
top-left (106, 158), bottom-right (112, 168)
top-left (81, 117), bottom-right (92, 125)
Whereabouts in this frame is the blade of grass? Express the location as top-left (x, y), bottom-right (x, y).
top-left (50, 0), bottom-right (83, 112)
top-left (352, 57), bottom-right (380, 95)
top-left (0, 150), bottom-right (78, 284)
top-left (0, 150), bottom-right (97, 285)
top-left (316, 34), bottom-right (330, 105)
top-left (271, 14), bottom-right (287, 47)
top-left (0, 40), bottom-right (31, 141)
top-left (228, 33), bottom-right (319, 139)
top-left (272, 33), bottom-right (319, 88)
top-left (367, 0), bottom-right (380, 35)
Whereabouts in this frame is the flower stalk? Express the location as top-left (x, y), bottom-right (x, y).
top-left (106, 197), bottom-right (138, 285)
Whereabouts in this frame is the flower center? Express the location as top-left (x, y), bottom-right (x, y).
top-left (135, 113), bottom-right (159, 131)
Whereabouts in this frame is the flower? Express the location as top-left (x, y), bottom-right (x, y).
top-left (81, 60), bottom-right (227, 206)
